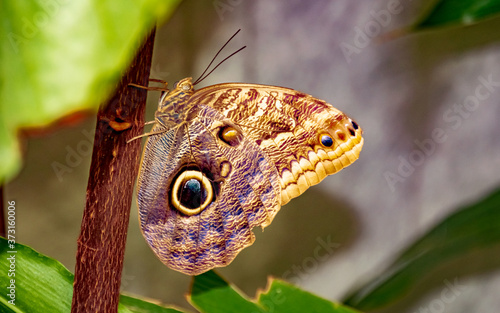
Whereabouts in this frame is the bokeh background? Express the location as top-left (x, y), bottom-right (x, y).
top-left (6, 0), bottom-right (500, 312)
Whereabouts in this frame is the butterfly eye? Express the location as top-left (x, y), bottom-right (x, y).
top-left (218, 126), bottom-right (243, 146)
top-left (319, 134), bottom-right (334, 147)
top-left (171, 170), bottom-right (213, 216)
top-left (181, 82), bottom-right (191, 91)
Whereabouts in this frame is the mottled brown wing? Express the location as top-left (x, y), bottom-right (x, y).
top-left (190, 83), bottom-right (364, 205)
top-left (137, 78), bottom-right (363, 276)
top-left (137, 105), bottom-right (281, 275)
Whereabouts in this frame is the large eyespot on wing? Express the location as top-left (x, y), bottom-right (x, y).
top-left (136, 106), bottom-right (281, 275)
top-left (171, 170), bottom-right (213, 216)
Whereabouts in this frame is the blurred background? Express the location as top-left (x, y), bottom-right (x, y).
top-left (5, 0), bottom-right (500, 312)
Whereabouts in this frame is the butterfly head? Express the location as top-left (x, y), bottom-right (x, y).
top-left (154, 77), bottom-right (197, 128)
top-left (157, 77), bottom-right (195, 112)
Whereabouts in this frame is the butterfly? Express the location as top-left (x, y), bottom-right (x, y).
top-left (134, 76), bottom-right (363, 275)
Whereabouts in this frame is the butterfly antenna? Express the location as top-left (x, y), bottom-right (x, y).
top-left (194, 29), bottom-right (241, 84)
top-left (193, 29), bottom-right (246, 85)
top-left (127, 128), bottom-right (168, 143)
top-left (193, 46), bottom-right (246, 86)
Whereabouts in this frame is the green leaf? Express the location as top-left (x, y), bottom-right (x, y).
top-left (0, 0), bottom-right (182, 182)
top-left (343, 188), bottom-right (500, 311)
top-left (0, 237), bottom-right (188, 312)
top-left (119, 295), bottom-right (186, 313)
top-left (190, 270), bottom-right (361, 313)
top-left (0, 239), bottom-right (360, 313)
top-left (257, 280), bottom-right (361, 313)
top-left (190, 270), bottom-right (265, 313)
top-left (0, 237), bottom-right (74, 312)
top-left (414, 0), bottom-right (500, 30)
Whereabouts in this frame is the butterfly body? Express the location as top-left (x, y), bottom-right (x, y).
top-left (137, 77), bottom-right (363, 275)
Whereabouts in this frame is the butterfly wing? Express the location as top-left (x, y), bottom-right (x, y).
top-left (137, 105), bottom-right (281, 275)
top-left (137, 78), bottom-right (363, 275)
top-left (190, 83), bottom-right (364, 205)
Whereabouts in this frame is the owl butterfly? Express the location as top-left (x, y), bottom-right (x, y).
top-left (135, 77), bottom-right (363, 275)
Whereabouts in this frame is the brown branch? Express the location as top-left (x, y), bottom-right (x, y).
top-left (71, 28), bottom-right (156, 313)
